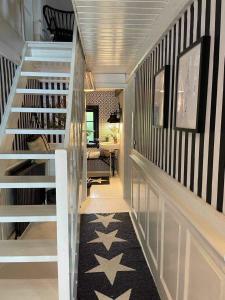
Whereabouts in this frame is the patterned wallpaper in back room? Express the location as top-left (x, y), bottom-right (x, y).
top-left (86, 91), bottom-right (119, 141)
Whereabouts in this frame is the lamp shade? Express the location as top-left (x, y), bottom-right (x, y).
top-left (107, 112), bottom-right (120, 123)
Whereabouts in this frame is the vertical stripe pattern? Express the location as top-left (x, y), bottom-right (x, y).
top-left (134, 0), bottom-right (225, 215)
top-left (0, 56), bottom-right (17, 125)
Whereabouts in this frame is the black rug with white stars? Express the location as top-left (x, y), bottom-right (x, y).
top-left (77, 212), bottom-right (160, 300)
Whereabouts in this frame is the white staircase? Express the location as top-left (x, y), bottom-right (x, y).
top-left (0, 41), bottom-right (73, 299)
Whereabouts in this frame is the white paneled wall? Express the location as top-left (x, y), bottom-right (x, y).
top-left (130, 151), bottom-right (225, 300)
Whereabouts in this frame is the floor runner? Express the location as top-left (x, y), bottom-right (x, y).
top-left (77, 212), bottom-right (160, 300)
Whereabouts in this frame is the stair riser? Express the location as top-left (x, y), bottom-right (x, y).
top-left (21, 62), bottom-right (70, 74)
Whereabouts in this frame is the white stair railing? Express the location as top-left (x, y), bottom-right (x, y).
top-left (61, 19), bottom-right (85, 299)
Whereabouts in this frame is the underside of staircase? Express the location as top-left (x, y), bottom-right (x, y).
top-left (0, 41), bottom-right (74, 300)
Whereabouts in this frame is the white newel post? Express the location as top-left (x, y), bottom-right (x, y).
top-left (55, 149), bottom-right (70, 300)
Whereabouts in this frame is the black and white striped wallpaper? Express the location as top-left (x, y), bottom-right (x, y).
top-left (0, 56), bottom-right (17, 125)
top-left (134, 0), bottom-right (225, 214)
top-left (12, 80), bottom-right (41, 151)
top-left (0, 55), bottom-right (36, 151)
top-left (40, 81), bottom-right (68, 144)
top-left (13, 80), bottom-right (68, 149)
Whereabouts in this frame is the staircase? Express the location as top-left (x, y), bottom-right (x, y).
top-left (0, 42), bottom-right (74, 299)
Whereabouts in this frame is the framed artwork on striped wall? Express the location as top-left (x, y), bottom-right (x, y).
top-left (153, 65), bottom-right (170, 128)
top-left (175, 36), bottom-right (211, 133)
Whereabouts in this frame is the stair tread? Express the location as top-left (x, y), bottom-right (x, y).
top-left (24, 56), bottom-right (71, 62)
top-left (5, 129), bottom-right (65, 135)
top-left (27, 41), bottom-right (73, 48)
top-left (0, 151), bottom-right (55, 159)
top-left (20, 71), bottom-right (71, 78)
top-left (11, 107), bottom-right (67, 113)
top-left (16, 88), bottom-right (69, 95)
top-left (0, 240), bottom-right (57, 263)
top-left (0, 205), bottom-right (56, 222)
top-left (0, 176), bottom-right (55, 188)
top-left (0, 279), bottom-right (58, 298)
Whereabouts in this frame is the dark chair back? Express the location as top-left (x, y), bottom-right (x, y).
top-left (43, 5), bottom-right (75, 42)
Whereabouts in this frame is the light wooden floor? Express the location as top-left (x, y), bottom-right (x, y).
top-left (80, 176), bottom-right (130, 214)
top-left (0, 176), bottom-right (129, 299)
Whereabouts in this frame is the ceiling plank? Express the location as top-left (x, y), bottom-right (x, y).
top-left (72, 0), bottom-right (169, 73)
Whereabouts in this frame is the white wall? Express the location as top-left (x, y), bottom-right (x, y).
top-left (122, 76), bottom-right (135, 203)
top-left (0, 0), bottom-right (23, 37)
top-left (118, 91), bottom-right (124, 185)
top-left (118, 84), bottom-right (135, 203)
top-left (0, 0), bottom-right (24, 62)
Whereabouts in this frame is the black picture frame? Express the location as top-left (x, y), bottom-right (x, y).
top-left (175, 35), bottom-right (211, 132)
top-left (152, 65), bottom-right (170, 128)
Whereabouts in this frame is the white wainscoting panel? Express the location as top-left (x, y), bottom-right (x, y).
top-left (184, 232), bottom-right (225, 300)
top-left (138, 177), bottom-right (147, 239)
top-left (147, 186), bottom-right (160, 270)
top-left (130, 151), bottom-right (225, 300)
top-left (160, 203), bottom-right (181, 300)
top-left (131, 166), bottom-right (139, 220)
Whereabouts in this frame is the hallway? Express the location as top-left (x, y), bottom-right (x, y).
top-left (0, 0), bottom-right (225, 299)
top-left (78, 177), bottom-right (160, 299)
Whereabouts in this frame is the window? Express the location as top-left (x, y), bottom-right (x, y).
top-left (86, 105), bottom-right (99, 146)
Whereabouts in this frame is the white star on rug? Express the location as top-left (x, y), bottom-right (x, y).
top-left (89, 214), bottom-right (121, 228)
top-left (86, 254), bottom-right (135, 285)
top-left (90, 178), bottom-right (108, 184)
top-left (88, 230), bottom-right (127, 251)
top-left (95, 289), bottom-right (132, 300)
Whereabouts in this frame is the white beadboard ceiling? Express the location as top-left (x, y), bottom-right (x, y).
top-left (72, 0), bottom-right (170, 74)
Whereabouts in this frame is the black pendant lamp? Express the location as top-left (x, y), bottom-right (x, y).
top-left (107, 104), bottom-right (122, 123)
top-left (107, 112), bottom-right (120, 123)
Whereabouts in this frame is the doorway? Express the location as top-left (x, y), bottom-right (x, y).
top-left (81, 89), bottom-right (129, 214)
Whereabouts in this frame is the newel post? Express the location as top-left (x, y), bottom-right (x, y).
top-left (55, 149), bottom-right (70, 300)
